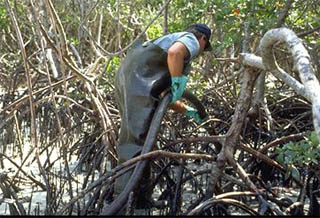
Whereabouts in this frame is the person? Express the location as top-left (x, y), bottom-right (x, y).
top-left (114, 23), bottom-right (212, 210)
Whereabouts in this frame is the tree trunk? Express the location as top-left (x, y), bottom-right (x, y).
top-left (206, 68), bottom-right (259, 197)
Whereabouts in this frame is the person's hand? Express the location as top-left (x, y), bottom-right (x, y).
top-left (171, 76), bottom-right (188, 103)
top-left (185, 105), bottom-right (206, 124)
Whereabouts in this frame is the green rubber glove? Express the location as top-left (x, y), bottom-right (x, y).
top-left (171, 76), bottom-right (188, 103)
top-left (185, 105), bottom-right (205, 124)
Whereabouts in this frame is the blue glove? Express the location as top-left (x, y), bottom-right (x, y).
top-left (185, 105), bottom-right (205, 124)
top-left (171, 76), bottom-right (188, 103)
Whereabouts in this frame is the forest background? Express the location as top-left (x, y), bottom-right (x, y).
top-left (0, 0), bottom-right (319, 216)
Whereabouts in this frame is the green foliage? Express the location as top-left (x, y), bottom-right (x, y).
top-left (276, 131), bottom-right (320, 180)
top-left (0, 4), bottom-right (9, 29)
top-left (146, 23), bottom-right (162, 39)
top-left (106, 56), bottom-right (120, 73)
top-left (69, 37), bottom-right (80, 46)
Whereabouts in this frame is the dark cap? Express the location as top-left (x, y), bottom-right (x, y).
top-left (191, 23), bottom-right (212, 51)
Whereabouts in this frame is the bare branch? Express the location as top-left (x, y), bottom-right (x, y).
top-left (259, 27), bottom-right (320, 140)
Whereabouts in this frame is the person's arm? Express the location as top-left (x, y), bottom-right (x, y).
top-left (168, 41), bottom-right (190, 104)
top-left (166, 38), bottom-right (205, 124)
top-left (166, 41), bottom-right (190, 112)
top-left (167, 41), bottom-right (190, 77)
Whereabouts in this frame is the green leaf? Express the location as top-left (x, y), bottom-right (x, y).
top-left (300, 142), bottom-right (311, 151)
top-left (309, 131), bottom-right (319, 147)
top-left (291, 165), bottom-right (300, 181)
top-left (276, 152), bottom-right (284, 164)
top-left (311, 158), bottom-right (319, 165)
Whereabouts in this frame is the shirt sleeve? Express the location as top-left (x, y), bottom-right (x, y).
top-left (176, 33), bottom-right (200, 62)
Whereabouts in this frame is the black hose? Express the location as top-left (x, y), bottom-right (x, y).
top-left (103, 90), bottom-right (207, 215)
top-left (102, 93), bottom-right (172, 215)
